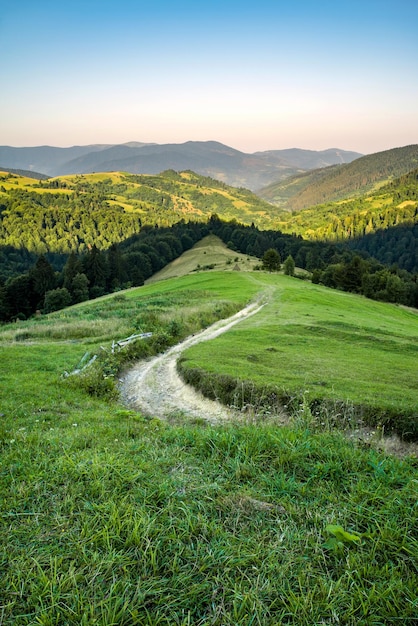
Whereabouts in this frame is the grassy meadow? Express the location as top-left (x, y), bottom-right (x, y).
top-left (1, 255), bottom-right (418, 624)
top-left (179, 273), bottom-right (418, 436)
top-left (146, 234), bottom-right (259, 283)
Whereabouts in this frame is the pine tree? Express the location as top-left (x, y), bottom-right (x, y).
top-left (31, 255), bottom-right (56, 300)
top-left (262, 249), bottom-right (281, 272)
top-left (283, 255), bottom-right (295, 276)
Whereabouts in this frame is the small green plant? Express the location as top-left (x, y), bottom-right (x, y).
top-left (323, 524), bottom-right (363, 553)
top-left (293, 393), bottom-right (315, 429)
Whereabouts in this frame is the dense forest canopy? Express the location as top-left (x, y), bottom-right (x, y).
top-left (274, 168), bottom-right (418, 272)
top-left (0, 164), bottom-right (417, 322)
top-left (0, 169), bottom-right (279, 256)
top-left (1, 165), bottom-right (417, 275)
top-left (1, 216), bottom-right (417, 323)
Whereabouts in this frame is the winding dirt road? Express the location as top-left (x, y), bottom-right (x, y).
top-left (118, 298), bottom-right (418, 457)
top-left (118, 301), bottom-right (264, 422)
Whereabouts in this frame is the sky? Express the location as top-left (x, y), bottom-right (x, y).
top-left (1, 0), bottom-right (417, 154)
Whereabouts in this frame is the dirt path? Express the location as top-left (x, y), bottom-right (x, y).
top-left (118, 299), bottom-right (418, 458)
top-left (119, 301), bottom-right (264, 422)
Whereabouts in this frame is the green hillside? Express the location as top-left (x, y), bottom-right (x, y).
top-left (178, 273), bottom-right (418, 436)
top-left (0, 169), bottom-right (281, 255)
top-left (146, 234), bottom-right (259, 283)
top-left (1, 163), bottom-right (417, 273)
top-left (1, 267), bottom-right (417, 624)
top-left (259, 144), bottom-right (418, 210)
top-left (276, 167), bottom-right (418, 239)
top-left (1, 164), bottom-right (418, 318)
top-left (258, 164), bottom-right (339, 207)
top-left (271, 168), bottom-right (418, 271)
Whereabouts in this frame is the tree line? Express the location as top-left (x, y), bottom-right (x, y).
top-left (1, 216), bottom-right (417, 323)
top-left (0, 222), bottom-right (206, 321)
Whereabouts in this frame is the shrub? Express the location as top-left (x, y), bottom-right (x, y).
top-left (44, 288), bottom-right (72, 313)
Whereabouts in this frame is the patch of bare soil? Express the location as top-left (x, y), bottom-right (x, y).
top-left (346, 427), bottom-right (418, 459)
top-left (119, 302), bottom-right (264, 423)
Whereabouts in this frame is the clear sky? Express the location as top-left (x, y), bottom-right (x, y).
top-left (1, 0), bottom-right (417, 154)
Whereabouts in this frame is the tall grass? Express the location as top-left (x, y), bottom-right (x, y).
top-left (1, 413), bottom-right (417, 624)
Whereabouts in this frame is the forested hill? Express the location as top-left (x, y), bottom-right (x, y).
top-left (1, 217), bottom-right (418, 324)
top-left (0, 169), bottom-right (280, 255)
top-left (1, 165), bottom-right (417, 282)
top-left (260, 145), bottom-right (418, 210)
top-left (1, 165), bottom-right (418, 319)
top-left (276, 167), bottom-right (418, 241)
top-left (274, 167), bottom-right (418, 272)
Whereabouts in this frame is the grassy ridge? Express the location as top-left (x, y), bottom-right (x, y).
top-left (146, 234), bottom-right (259, 283)
top-left (1, 270), bottom-right (418, 624)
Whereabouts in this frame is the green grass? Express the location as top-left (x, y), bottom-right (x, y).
top-left (1, 399), bottom-right (417, 624)
top-left (178, 274), bottom-right (418, 437)
top-left (1, 266), bottom-right (418, 624)
top-left (146, 235), bottom-right (258, 283)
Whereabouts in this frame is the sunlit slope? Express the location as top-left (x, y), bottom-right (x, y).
top-left (1, 267), bottom-right (417, 623)
top-left (269, 167), bottom-right (418, 245)
top-left (260, 144), bottom-right (418, 209)
top-left (0, 168), bottom-right (281, 253)
top-left (146, 234), bottom-right (259, 283)
top-left (179, 273), bottom-right (418, 431)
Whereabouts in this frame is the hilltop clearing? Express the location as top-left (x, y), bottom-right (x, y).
top-left (146, 234), bottom-right (259, 283)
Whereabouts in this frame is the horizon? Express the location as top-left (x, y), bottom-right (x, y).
top-left (1, 1), bottom-right (417, 154)
top-left (3, 138), bottom-right (418, 158)
top-left (0, 138), bottom-right (370, 154)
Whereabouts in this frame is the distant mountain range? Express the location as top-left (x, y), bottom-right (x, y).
top-left (0, 141), bottom-right (362, 191)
